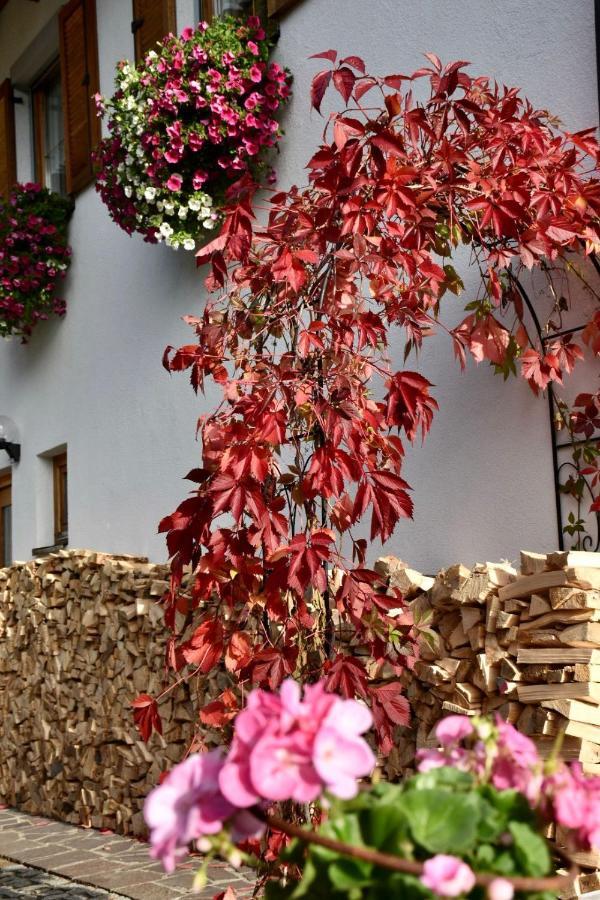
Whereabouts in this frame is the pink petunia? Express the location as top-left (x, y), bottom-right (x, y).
top-left (192, 170), bottom-right (208, 188)
top-left (421, 855), bottom-right (476, 897)
top-left (249, 64), bottom-right (263, 83)
top-left (166, 173), bottom-right (183, 191)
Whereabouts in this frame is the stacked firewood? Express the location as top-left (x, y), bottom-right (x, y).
top-left (377, 550), bottom-right (600, 896)
top-left (0, 548), bottom-right (197, 836)
top-left (0, 545), bottom-right (598, 885)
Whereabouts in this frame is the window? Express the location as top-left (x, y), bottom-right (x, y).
top-left (53, 451), bottom-right (68, 545)
top-left (0, 78), bottom-right (16, 199)
top-left (58, 0), bottom-right (100, 194)
top-left (32, 62), bottom-right (66, 195)
top-left (201, 0), bottom-right (254, 19)
top-left (199, 0), bottom-right (300, 21)
top-left (132, 0), bottom-right (177, 63)
top-left (0, 472), bottom-right (11, 568)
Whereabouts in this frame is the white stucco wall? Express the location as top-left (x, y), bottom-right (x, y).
top-left (0, 0), bottom-right (597, 570)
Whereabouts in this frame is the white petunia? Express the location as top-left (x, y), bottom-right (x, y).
top-left (178, 206), bottom-right (188, 219)
top-left (144, 187), bottom-right (157, 201)
top-left (183, 238), bottom-right (195, 250)
top-left (188, 198), bottom-right (201, 211)
top-left (159, 222), bottom-right (173, 238)
top-left (124, 185), bottom-right (133, 198)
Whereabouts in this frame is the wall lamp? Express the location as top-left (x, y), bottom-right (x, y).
top-left (0, 417), bottom-right (20, 463)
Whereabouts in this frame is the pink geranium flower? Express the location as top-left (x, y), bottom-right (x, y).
top-left (488, 878), bottom-right (514, 900)
top-left (435, 715), bottom-right (474, 746)
top-left (547, 763), bottom-right (600, 849)
top-left (421, 855), bottom-right (476, 897)
top-left (144, 749), bottom-right (262, 873)
top-left (144, 750), bottom-right (234, 873)
top-left (219, 679), bottom-right (374, 808)
top-left (491, 719), bottom-right (541, 801)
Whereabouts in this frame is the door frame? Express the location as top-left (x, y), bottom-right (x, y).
top-left (0, 469), bottom-right (11, 568)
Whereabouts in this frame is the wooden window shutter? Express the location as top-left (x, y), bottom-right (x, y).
top-left (0, 79), bottom-right (17, 200)
top-left (132, 0), bottom-right (176, 63)
top-left (59, 0), bottom-right (100, 195)
top-left (267, 0), bottom-right (301, 16)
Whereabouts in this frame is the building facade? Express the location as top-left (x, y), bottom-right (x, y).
top-left (0, 0), bottom-right (597, 573)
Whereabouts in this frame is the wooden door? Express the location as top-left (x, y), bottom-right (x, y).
top-left (0, 472), bottom-right (11, 568)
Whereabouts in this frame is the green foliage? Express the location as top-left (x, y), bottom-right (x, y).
top-left (265, 768), bottom-right (553, 899)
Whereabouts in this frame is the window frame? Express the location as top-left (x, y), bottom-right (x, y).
top-left (32, 59), bottom-right (66, 195)
top-left (53, 451), bottom-right (68, 545)
top-left (0, 78), bottom-right (17, 199)
top-left (0, 471), bottom-right (12, 569)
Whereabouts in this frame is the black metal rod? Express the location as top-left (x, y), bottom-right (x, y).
top-left (508, 273), bottom-right (564, 547)
top-left (596, 0), bottom-right (600, 118)
top-left (547, 384), bottom-right (565, 549)
top-left (556, 435), bottom-right (600, 450)
top-left (541, 325), bottom-right (585, 342)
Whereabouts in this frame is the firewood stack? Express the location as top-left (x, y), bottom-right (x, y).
top-left (377, 550), bottom-right (600, 897)
top-left (0, 545), bottom-right (598, 881)
top-left (0, 549), bottom-right (197, 836)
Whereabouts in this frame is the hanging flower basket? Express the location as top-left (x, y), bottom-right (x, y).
top-left (0, 183), bottom-right (74, 341)
top-left (93, 15), bottom-right (292, 252)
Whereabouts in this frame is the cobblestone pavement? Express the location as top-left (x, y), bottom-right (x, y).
top-left (0, 809), bottom-right (255, 899)
top-left (0, 857), bottom-right (124, 898)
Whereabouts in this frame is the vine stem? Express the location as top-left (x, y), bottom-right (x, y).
top-left (262, 813), bottom-right (578, 893)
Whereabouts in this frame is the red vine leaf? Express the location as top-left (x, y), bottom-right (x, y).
top-left (132, 694), bottom-right (162, 742)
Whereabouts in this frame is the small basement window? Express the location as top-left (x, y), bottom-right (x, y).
top-left (32, 61), bottom-right (66, 195)
top-left (53, 450), bottom-right (68, 544)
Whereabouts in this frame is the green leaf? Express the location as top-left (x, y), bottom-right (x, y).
top-left (314, 813), bottom-right (365, 863)
top-left (402, 790), bottom-right (480, 854)
top-left (443, 264), bottom-right (464, 295)
top-left (407, 766), bottom-right (474, 793)
top-left (508, 822), bottom-right (552, 876)
top-left (329, 857), bottom-right (373, 890)
top-left (363, 800), bottom-right (410, 853)
top-left (367, 873), bottom-right (432, 899)
top-left (265, 880), bottom-right (297, 899)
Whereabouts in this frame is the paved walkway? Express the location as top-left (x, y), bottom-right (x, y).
top-left (0, 809), bottom-right (255, 899)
